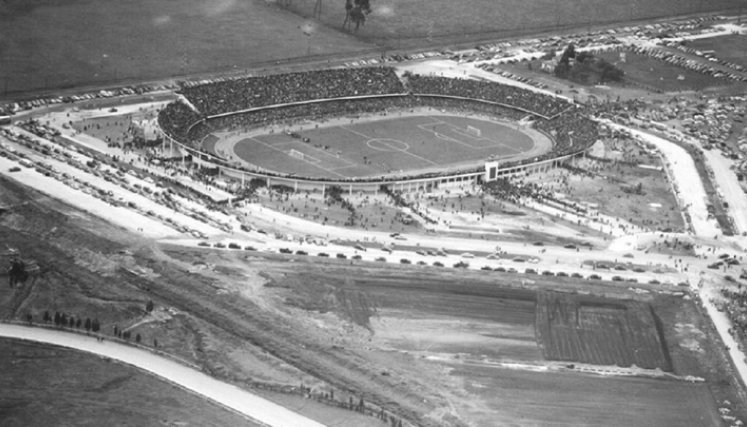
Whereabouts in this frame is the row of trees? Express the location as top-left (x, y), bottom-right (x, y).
top-left (42, 311), bottom-right (101, 332)
top-left (34, 299), bottom-right (156, 345)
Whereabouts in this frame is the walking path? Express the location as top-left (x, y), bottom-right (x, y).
top-left (0, 324), bottom-right (326, 427)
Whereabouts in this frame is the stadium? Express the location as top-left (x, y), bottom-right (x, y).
top-left (158, 67), bottom-right (599, 193)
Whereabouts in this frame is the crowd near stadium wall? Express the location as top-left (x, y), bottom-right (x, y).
top-left (157, 68), bottom-right (597, 194)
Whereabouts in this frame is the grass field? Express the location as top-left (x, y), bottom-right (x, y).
top-left (0, 0), bottom-right (370, 97)
top-left (225, 114), bottom-right (545, 178)
top-left (3, 1), bottom-right (744, 97)
top-left (597, 50), bottom-right (731, 92)
top-left (686, 34), bottom-right (747, 68)
top-left (287, 0), bottom-right (745, 45)
top-left (0, 338), bottom-right (259, 427)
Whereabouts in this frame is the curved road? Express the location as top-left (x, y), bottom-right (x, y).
top-left (0, 324), bottom-right (326, 427)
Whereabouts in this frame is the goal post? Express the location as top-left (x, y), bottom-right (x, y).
top-left (465, 125), bottom-right (482, 137)
top-left (288, 149), bottom-right (305, 160)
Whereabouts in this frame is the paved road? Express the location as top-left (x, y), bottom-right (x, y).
top-left (0, 324), bottom-right (326, 427)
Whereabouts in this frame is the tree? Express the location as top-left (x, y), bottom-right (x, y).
top-left (153, 338), bottom-right (158, 348)
top-left (68, 316), bottom-right (75, 328)
top-left (60, 313), bottom-right (67, 327)
top-left (135, 334), bottom-right (141, 344)
top-left (76, 318), bottom-right (82, 328)
top-left (555, 43), bottom-right (577, 78)
top-left (43, 311), bottom-right (51, 323)
top-left (561, 43), bottom-right (576, 62)
top-left (85, 318), bottom-right (92, 331)
top-left (91, 318), bottom-right (100, 333)
top-left (54, 312), bottom-right (60, 326)
top-left (26, 313), bottom-right (32, 324)
top-left (146, 300), bottom-right (154, 313)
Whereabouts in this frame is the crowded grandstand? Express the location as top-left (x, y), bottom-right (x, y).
top-left (158, 66), bottom-right (599, 184)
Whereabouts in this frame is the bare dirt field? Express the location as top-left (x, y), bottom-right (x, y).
top-left (536, 291), bottom-right (671, 370)
top-left (2, 175), bottom-right (744, 426)
top-left (456, 365), bottom-right (721, 427)
top-left (540, 138), bottom-right (686, 233)
top-left (0, 338), bottom-right (259, 427)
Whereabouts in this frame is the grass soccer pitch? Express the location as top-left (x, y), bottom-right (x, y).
top-left (215, 114), bottom-right (550, 179)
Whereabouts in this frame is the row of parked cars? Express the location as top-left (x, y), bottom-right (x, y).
top-left (198, 240), bottom-right (663, 283)
top-left (1, 124), bottom-right (223, 238)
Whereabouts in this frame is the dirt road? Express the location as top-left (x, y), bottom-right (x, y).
top-left (0, 324), bottom-right (326, 427)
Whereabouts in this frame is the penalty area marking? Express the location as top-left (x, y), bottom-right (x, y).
top-left (366, 138), bottom-right (410, 152)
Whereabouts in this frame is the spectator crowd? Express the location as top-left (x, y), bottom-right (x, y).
top-left (180, 67), bottom-right (406, 117)
top-left (157, 67), bottom-right (599, 183)
top-left (405, 74), bottom-right (571, 118)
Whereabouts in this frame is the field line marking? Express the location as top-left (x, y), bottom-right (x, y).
top-left (340, 124), bottom-right (440, 166)
top-left (246, 137), bottom-right (347, 178)
top-left (428, 116), bottom-right (487, 142)
top-left (338, 125), bottom-right (373, 140)
top-left (428, 116), bottom-right (524, 153)
top-left (328, 164), bottom-right (362, 171)
top-left (254, 136), bottom-right (356, 167)
top-left (398, 147), bottom-right (439, 166)
top-left (417, 123), bottom-right (481, 150)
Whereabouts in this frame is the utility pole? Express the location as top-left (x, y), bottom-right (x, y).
top-left (313, 0), bottom-right (322, 18)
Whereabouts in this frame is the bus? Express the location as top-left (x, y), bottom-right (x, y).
top-left (0, 115), bottom-right (11, 126)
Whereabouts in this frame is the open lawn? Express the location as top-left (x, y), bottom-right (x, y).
top-left (0, 338), bottom-right (259, 427)
top-left (0, 0), bottom-right (370, 97)
top-left (686, 34), bottom-right (747, 68)
top-left (287, 0), bottom-right (744, 45)
top-left (225, 114), bottom-right (546, 178)
top-left (597, 50), bottom-right (731, 92)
